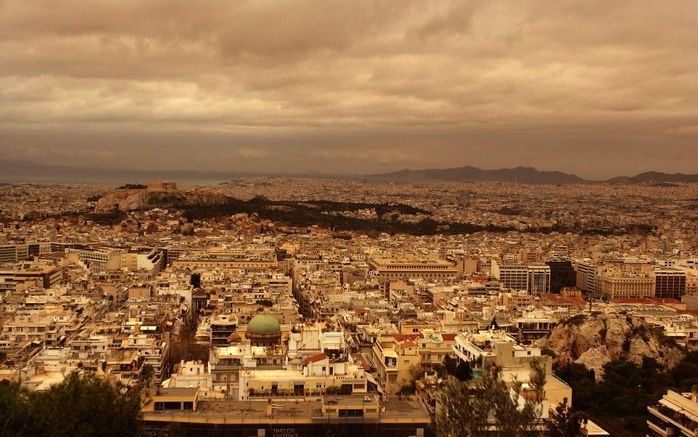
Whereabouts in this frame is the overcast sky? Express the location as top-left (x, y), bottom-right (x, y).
top-left (1, 0), bottom-right (697, 179)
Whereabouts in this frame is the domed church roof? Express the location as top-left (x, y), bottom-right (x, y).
top-left (247, 314), bottom-right (281, 336)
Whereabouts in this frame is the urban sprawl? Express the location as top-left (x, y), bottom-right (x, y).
top-left (1, 178), bottom-right (697, 436)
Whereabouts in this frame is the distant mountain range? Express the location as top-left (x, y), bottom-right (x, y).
top-left (366, 166), bottom-right (698, 185)
top-left (365, 166), bottom-right (585, 184)
top-left (0, 159), bottom-right (696, 185)
top-left (605, 171), bottom-right (698, 184)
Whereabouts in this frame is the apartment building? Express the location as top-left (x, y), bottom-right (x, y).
top-left (452, 330), bottom-right (572, 411)
top-left (647, 390), bottom-right (698, 436)
top-left (371, 334), bottom-right (422, 395)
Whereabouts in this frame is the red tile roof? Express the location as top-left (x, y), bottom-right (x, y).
top-left (393, 333), bottom-right (422, 342)
top-left (307, 352), bottom-right (327, 363)
top-left (610, 297), bottom-right (681, 304)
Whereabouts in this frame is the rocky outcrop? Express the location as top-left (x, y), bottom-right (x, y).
top-left (575, 345), bottom-right (611, 378)
top-left (95, 189), bottom-right (149, 211)
top-left (538, 312), bottom-right (684, 380)
top-left (95, 188), bottom-right (228, 212)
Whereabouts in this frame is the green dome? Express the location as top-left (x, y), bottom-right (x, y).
top-left (247, 314), bottom-right (281, 336)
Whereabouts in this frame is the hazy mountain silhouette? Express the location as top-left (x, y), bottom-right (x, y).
top-left (1, 159), bottom-right (696, 185)
top-left (606, 171), bottom-right (698, 184)
top-left (365, 166), bottom-right (586, 184)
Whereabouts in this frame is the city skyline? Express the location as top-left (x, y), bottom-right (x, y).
top-left (1, 1), bottom-right (697, 179)
top-left (1, 2), bottom-right (697, 436)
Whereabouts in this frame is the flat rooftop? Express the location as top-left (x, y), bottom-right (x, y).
top-left (143, 396), bottom-right (430, 425)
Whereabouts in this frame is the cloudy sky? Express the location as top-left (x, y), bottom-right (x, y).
top-left (1, 0), bottom-right (697, 179)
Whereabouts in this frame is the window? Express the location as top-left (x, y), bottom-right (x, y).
top-left (338, 409), bottom-right (363, 418)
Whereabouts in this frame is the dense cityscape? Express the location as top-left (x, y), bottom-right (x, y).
top-left (0, 178), bottom-right (696, 436)
top-left (2, 1), bottom-right (698, 436)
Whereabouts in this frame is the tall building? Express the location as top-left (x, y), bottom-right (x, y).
top-left (654, 268), bottom-right (686, 300)
top-left (491, 261), bottom-right (528, 291)
top-left (491, 260), bottom-right (550, 294)
top-left (547, 260), bottom-right (576, 293)
top-left (574, 259), bottom-right (598, 296)
top-left (0, 245), bottom-right (18, 264)
top-left (0, 243), bottom-right (53, 264)
top-left (527, 264), bottom-right (551, 294)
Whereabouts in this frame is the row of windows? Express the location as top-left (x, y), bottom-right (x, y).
top-left (383, 273), bottom-right (456, 279)
top-left (380, 265), bottom-right (455, 270)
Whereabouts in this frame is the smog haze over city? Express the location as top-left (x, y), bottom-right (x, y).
top-left (0, 2), bottom-right (697, 437)
top-left (1, 1), bottom-right (697, 179)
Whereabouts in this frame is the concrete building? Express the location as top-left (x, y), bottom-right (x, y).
top-left (546, 260), bottom-right (576, 293)
top-left (513, 312), bottom-right (557, 342)
top-left (209, 313), bottom-right (238, 345)
top-left (0, 243), bottom-right (52, 264)
top-left (452, 330), bottom-right (572, 413)
top-left (372, 334), bottom-right (422, 395)
top-left (574, 259), bottom-right (599, 296)
top-left (142, 394), bottom-right (432, 437)
top-left (646, 389), bottom-right (698, 436)
top-left (491, 261), bottom-right (528, 291)
top-left (238, 358), bottom-right (368, 400)
top-left (369, 257), bottom-right (459, 283)
top-left (528, 264), bottom-right (551, 294)
top-left (491, 261), bottom-right (550, 294)
top-left (0, 263), bottom-right (62, 290)
top-left (65, 246), bottom-right (121, 267)
top-left (598, 264), bottom-right (656, 299)
top-left (209, 343), bottom-right (285, 396)
top-left (173, 249), bottom-right (278, 271)
top-left (655, 268), bottom-right (687, 300)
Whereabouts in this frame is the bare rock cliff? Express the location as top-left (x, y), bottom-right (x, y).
top-left (537, 312), bottom-right (684, 380)
top-left (95, 188), bottom-right (228, 212)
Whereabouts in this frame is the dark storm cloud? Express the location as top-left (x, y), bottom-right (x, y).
top-left (0, 0), bottom-right (696, 178)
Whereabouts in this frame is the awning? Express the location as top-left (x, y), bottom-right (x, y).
top-left (365, 373), bottom-right (384, 394)
top-left (658, 399), bottom-right (698, 423)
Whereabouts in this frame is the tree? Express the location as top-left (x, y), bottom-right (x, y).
top-left (556, 353), bottom-right (698, 437)
top-left (0, 372), bottom-right (141, 437)
top-left (436, 375), bottom-right (489, 437)
top-left (437, 355), bottom-right (472, 381)
top-left (484, 363), bottom-right (543, 436)
top-left (0, 380), bottom-right (31, 434)
top-left (437, 360), bottom-right (546, 436)
top-left (669, 350), bottom-right (698, 391)
top-left (555, 363), bottom-right (596, 413)
top-left (547, 397), bottom-right (589, 437)
top-left (454, 360), bottom-right (473, 381)
top-left (139, 364), bottom-right (154, 390)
